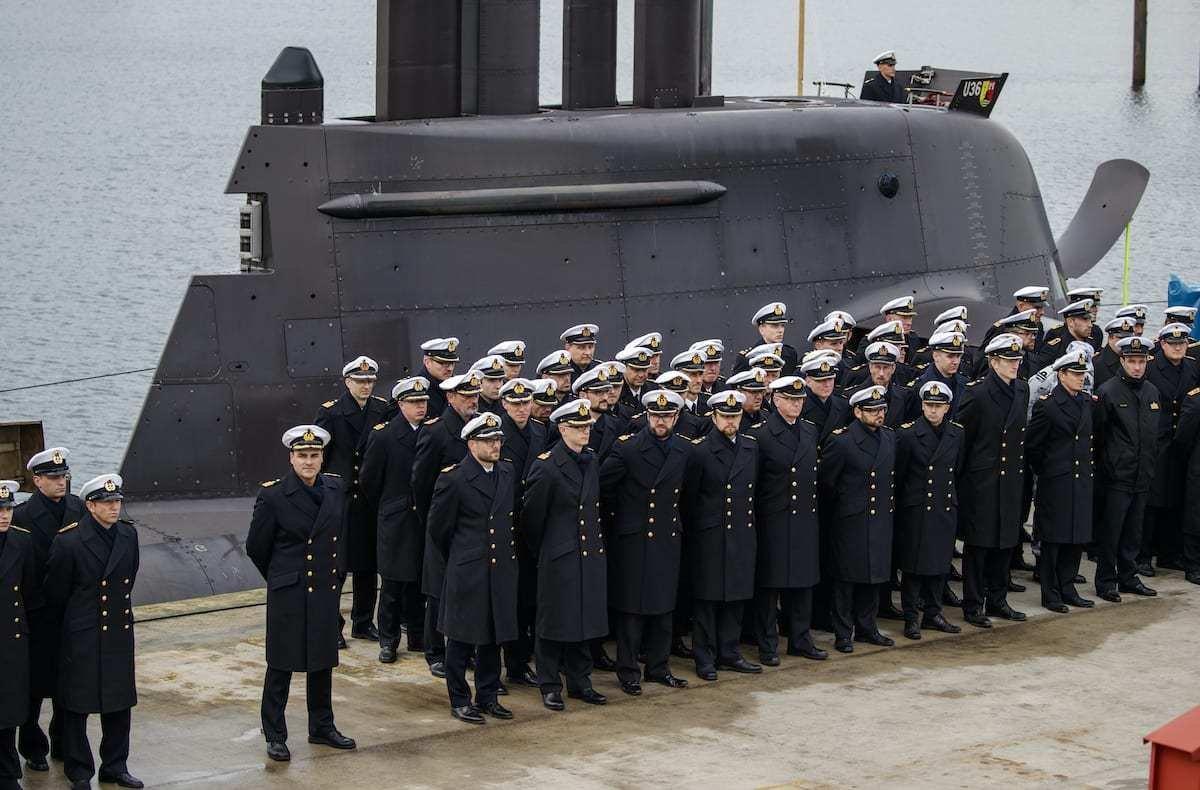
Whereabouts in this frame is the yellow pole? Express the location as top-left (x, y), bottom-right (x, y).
top-left (796, 0), bottom-right (806, 96)
top-left (1122, 221), bottom-right (1132, 304)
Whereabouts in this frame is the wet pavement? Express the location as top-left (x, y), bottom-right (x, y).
top-left (23, 555), bottom-right (1196, 789)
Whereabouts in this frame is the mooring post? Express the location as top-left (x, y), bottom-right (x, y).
top-left (1133, 0), bottom-right (1147, 89)
top-left (796, 0), bottom-right (806, 95)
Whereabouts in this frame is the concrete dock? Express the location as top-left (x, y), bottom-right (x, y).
top-left (22, 558), bottom-right (1198, 789)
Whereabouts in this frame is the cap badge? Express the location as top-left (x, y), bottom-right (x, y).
top-left (581, 326), bottom-right (592, 338)
top-left (597, 369), bottom-right (608, 381)
top-left (447, 340), bottom-right (458, 352)
top-left (1122, 320), bottom-right (1132, 332)
top-left (413, 380), bottom-right (424, 391)
top-left (559, 353), bottom-right (569, 365)
top-left (485, 415), bottom-right (498, 427)
top-left (650, 337), bottom-right (660, 349)
top-left (0, 486), bottom-right (9, 499)
top-left (359, 359), bottom-right (371, 372)
top-left (656, 393), bottom-right (669, 408)
top-left (726, 393), bottom-right (737, 407)
top-left (578, 403), bottom-right (590, 417)
top-left (468, 374), bottom-right (481, 387)
top-left (931, 384), bottom-right (942, 396)
top-left (706, 344), bottom-right (717, 357)
top-left (302, 429), bottom-right (316, 442)
top-left (773, 304), bottom-right (784, 316)
top-left (638, 352), bottom-right (648, 363)
top-left (754, 370), bottom-right (765, 383)
top-left (103, 478), bottom-right (117, 492)
top-left (820, 361), bottom-right (830, 373)
top-left (514, 383), bottom-right (526, 395)
top-left (1010, 341), bottom-right (1020, 352)
top-left (546, 382), bottom-right (556, 394)
top-left (491, 358), bottom-right (501, 370)
top-left (514, 344), bottom-right (524, 358)
top-left (1078, 353), bottom-right (1087, 365)
top-left (834, 319), bottom-right (844, 332)
top-left (952, 335), bottom-right (962, 347)
top-left (52, 450), bottom-right (64, 465)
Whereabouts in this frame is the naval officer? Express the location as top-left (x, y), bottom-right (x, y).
top-left (0, 480), bottom-right (38, 790)
top-left (419, 337), bottom-right (460, 418)
top-left (860, 50), bottom-right (902, 102)
top-left (561, 324), bottom-right (599, 381)
top-left (733, 302), bottom-right (800, 376)
top-left (247, 426), bottom-right (356, 763)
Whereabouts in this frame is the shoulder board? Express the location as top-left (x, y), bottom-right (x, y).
top-left (423, 416), bottom-right (440, 425)
top-left (900, 421), bottom-right (914, 429)
top-left (850, 363), bottom-right (865, 371)
top-left (881, 425), bottom-right (894, 431)
top-left (915, 346), bottom-right (929, 353)
top-left (373, 422), bottom-right (387, 431)
top-left (322, 400), bottom-right (336, 408)
top-left (950, 420), bottom-right (964, 428)
top-left (1046, 337), bottom-right (1062, 346)
top-left (966, 380), bottom-right (980, 387)
top-left (322, 472), bottom-right (341, 478)
top-left (618, 433), bottom-right (634, 442)
top-left (750, 421), bottom-right (765, 429)
top-left (992, 321), bottom-right (1001, 328)
top-left (903, 380), bottom-right (915, 388)
top-left (742, 434), bottom-right (757, 441)
top-left (692, 436), bottom-right (706, 444)
top-left (1190, 387), bottom-right (1200, 396)
top-left (831, 427), bottom-right (845, 436)
top-left (440, 464), bottom-right (458, 473)
top-left (261, 478), bottom-right (279, 487)
top-left (1039, 393), bottom-right (1049, 400)
top-left (10, 525), bottom-right (29, 533)
top-left (531, 417), bottom-right (546, 425)
top-left (372, 395), bottom-right (388, 402)
top-left (58, 522), bottom-right (78, 533)
top-left (738, 348), bottom-right (751, 356)
top-left (801, 418), bottom-right (817, 426)
top-left (915, 363), bottom-right (928, 370)
top-left (537, 450), bottom-right (552, 460)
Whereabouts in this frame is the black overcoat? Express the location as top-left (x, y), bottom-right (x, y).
top-left (802, 394), bottom-right (851, 446)
top-left (360, 416), bottom-right (423, 582)
top-left (315, 391), bottom-right (394, 575)
top-left (521, 443), bottom-right (608, 643)
top-left (1172, 389), bottom-right (1200, 536)
top-left (748, 413), bottom-right (821, 589)
top-left (429, 456), bottom-right (519, 645)
top-left (246, 471), bottom-right (345, 673)
top-left (1025, 386), bottom-right (1096, 545)
top-left (12, 491), bottom-right (82, 698)
top-left (1145, 355), bottom-right (1200, 502)
top-left (680, 432), bottom-right (759, 602)
top-left (412, 407), bottom-right (468, 597)
top-left (0, 527), bottom-right (38, 727)
top-left (894, 417), bottom-right (965, 574)
top-left (500, 413), bottom-right (547, 618)
top-left (44, 515), bottom-right (140, 714)
top-left (956, 372), bottom-right (1029, 548)
top-left (817, 420), bottom-right (895, 584)
top-left (599, 427), bottom-right (689, 615)
top-left (1095, 375), bottom-right (1161, 494)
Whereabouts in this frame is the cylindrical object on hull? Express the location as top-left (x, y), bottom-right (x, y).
top-left (376, 0), bottom-right (462, 121)
top-left (470, 0), bottom-right (541, 115)
top-left (633, 0), bottom-right (701, 109)
top-left (562, 0), bottom-right (618, 109)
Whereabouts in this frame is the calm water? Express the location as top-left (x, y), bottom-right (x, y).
top-left (2, 0), bottom-right (1198, 481)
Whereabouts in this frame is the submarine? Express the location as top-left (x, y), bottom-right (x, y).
top-left (110, 0), bottom-right (1148, 605)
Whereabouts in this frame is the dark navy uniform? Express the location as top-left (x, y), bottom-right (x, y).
top-left (818, 420), bottom-right (896, 644)
top-left (860, 74), bottom-right (901, 102)
top-left (747, 412), bottom-right (822, 659)
top-left (428, 456), bottom-right (519, 711)
top-left (44, 513), bottom-right (140, 786)
top-left (0, 523), bottom-right (38, 789)
top-left (1093, 345), bottom-right (1122, 388)
top-left (732, 343), bottom-right (799, 377)
top-left (1094, 371), bottom-right (1161, 596)
top-left (522, 442), bottom-right (608, 697)
top-left (680, 431), bottom-right (759, 675)
top-left (12, 489), bottom-right (81, 765)
top-left (894, 417), bottom-right (965, 625)
top-left (411, 406), bottom-right (468, 668)
top-left (905, 365), bottom-right (968, 420)
top-left (1172, 387), bottom-right (1200, 580)
top-left (1140, 352), bottom-right (1200, 569)
top-left (247, 470), bottom-right (346, 746)
top-left (600, 426), bottom-right (690, 687)
top-left (802, 393), bottom-right (851, 445)
top-left (1025, 386), bottom-right (1096, 608)
top-left (499, 410), bottom-right (547, 683)
top-left (1042, 324), bottom-right (1101, 354)
top-left (956, 371), bottom-right (1029, 618)
top-left (315, 390), bottom-right (394, 634)
top-left (360, 416), bottom-right (424, 654)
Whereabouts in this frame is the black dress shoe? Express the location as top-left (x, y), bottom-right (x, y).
top-left (451, 705), bottom-right (485, 724)
top-left (480, 701), bottom-right (513, 719)
top-left (947, 564), bottom-right (963, 582)
top-left (25, 757), bottom-right (48, 771)
top-left (379, 645), bottom-right (398, 663)
top-left (718, 657), bottom-right (763, 674)
top-left (351, 624), bottom-right (380, 641)
top-left (266, 741), bottom-right (291, 762)
top-left (671, 637), bottom-right (694, 659)
top-left (921, 613), bottom-right (961, 634)
top-left (542, 691), bottom-right (565, 711)
top-left (646, 673), bottom-right (688, 688)
top-left (1186, 572), bottom-right (1200, 585)
top-left (97, 771), bottom-right (146, 788)
top-left (620, 680), bottom-right (642, 696)
top-left (942, 587), bottom-right (963, 608)
top-left (986, 603), bottom-right (1027, 621)
top-left (834, 638), bottom-right (853, 653)
top-left (963, 611), bottom-right (992, 628)
top-left (337, 634), bottom-right (347, 650)
top-left (1063, 595), bottom-right (1095, 608)
top-left (1043, 602), bottom-right (1069, 614)
top-left (696, 666), bottom-right (718, 681)
top-left (592, 651), bottom-right (618, 672)
top-left (506, 669), bottom-right (539, 687)
top-left (788, 644), bottom-right (829, 660)
top-left (1097, 590), bottom-right (1122, 603)
top-left (1136, 562), bottom-right (1155, 577)
top-left (877, 603), bottom-right (906, 621)
top-left (1119, 580), bottom-right (1157, 596)
top-left (308, 728), bottom-right (356, 750)
top-left (903, 621), bottom-right (921, 640)
top-left (568, 688), bottom-right (608, 705)
top-left (429, 661), bottom-right (447, 679)
top-left (759, 654), bottom-right (781, 667)
top-left (1007, 580), bottom-right (1027, 593)
top-left (496, 682), bottom-right (509, 696)
top-left (854, 631), bottom-right (895, 647)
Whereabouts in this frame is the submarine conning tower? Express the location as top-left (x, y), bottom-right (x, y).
top-left (262, 0), bottom-right (721, 124)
